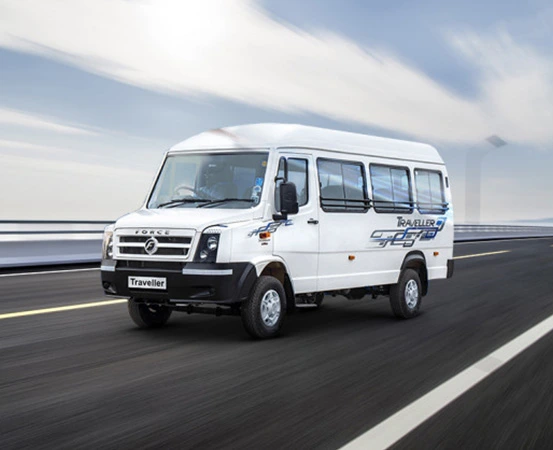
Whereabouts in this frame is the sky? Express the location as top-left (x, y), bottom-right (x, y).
top-left (0, 0), bottom-right (552, 222)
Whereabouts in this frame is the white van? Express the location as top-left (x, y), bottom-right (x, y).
top-left (101, 124), bottom-right (454, 338)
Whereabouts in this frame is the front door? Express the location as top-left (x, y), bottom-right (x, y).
top-left (272, 153), bottom-right (319, 294)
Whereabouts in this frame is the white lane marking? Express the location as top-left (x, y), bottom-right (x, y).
top-left (0, 299), bottom-right (126, 320)
top-left (0, 267), bottom-right (99, 278)
top-left (453, 250), bottom-right (510, 260)
top-left (341, 312), bottom-right (553, 450)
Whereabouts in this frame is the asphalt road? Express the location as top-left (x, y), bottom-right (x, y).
top-left (2, 238), bottom-right (553, 449)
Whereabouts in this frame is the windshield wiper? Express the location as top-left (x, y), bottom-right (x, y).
top-left (158, 198), bottom-right (211, 208)
top-left (197, 198), bottom-right (255, 208)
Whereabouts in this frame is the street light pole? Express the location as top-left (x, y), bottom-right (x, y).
top-left (465, 135), bottom-right (507, 224)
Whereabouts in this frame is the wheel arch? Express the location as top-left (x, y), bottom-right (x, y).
top-left (401, 251), bottom-right (428, 296)
top-left (254, 258), bottom-right (296, 313)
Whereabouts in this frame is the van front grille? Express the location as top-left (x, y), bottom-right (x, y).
top-left (119, 247), bottom-right (186, 256)
top-left (118, 260), bottom-right (183, 271)
top-left (114, 228), bottom-right (195, 261)
top-left (120, 236), bottom-right (192, 244)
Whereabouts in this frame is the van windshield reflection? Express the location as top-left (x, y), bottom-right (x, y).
top-left (148, 152), bottom-right (269, 209)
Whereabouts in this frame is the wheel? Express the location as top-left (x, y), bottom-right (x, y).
top-left (241, 276), bottom-right (286, 339)
top-left (389, 268), bottom-right (422, 319)
top-left (128, 299), bottom-right (173, 328)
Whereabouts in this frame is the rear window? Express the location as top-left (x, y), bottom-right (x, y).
top-left (415, 169), bottom-right (447, 214)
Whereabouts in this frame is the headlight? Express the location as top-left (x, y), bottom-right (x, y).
top-left (207, 236), bottom-right (218, 251)
top-left (194, 231), bottom-right (220, 262)
top-left (102, 225), bottom-right (115, 260)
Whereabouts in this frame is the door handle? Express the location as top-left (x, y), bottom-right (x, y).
top-left (307, 218), bottom-right (319, 225)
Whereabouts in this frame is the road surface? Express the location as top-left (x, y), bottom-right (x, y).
top-left (2, 238), bottom-right (553, 449)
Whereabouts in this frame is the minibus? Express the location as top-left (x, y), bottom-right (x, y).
top-left (101, 124), bottom-right (454, 338)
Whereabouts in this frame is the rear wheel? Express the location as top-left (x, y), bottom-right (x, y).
top-left (389, 269), bottom-right (422, 319)
top-left (128, 299), bottom-right (172, 328)
top-left (241, 276), bottom-right (286, 339)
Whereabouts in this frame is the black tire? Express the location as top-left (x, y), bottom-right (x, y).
top-left (241, 276), bottom-right (286, 339)
top-left (389, 268), bottom-right (422, 319)
top-left (128, 299), bottom-right (173, 328)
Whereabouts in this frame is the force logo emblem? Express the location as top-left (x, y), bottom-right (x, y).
top-left (144, 237), bottom-right (159, 255)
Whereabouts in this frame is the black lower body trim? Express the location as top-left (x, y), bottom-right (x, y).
top-left (101, 261), bottom-right (257, 305)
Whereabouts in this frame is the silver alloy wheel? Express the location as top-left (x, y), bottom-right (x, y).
top-left (260, 289), bottom-right (281, 327)
top-left (404, 279), bottom-right (419, 309)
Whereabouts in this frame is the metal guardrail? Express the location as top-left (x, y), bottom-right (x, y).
top-left (454, 224), bottom-right (553, 241)
top-left (1, 221), bottom-right (553, 268)
top-left (0, 220), bottom-right (110, 236)
top-left (0, 221), bottom-right (111, 268)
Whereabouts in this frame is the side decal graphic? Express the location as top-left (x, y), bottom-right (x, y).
top-left (249, 220), bottom-right (294, 237)
top-left (371, 216), bottom-right (447, 248)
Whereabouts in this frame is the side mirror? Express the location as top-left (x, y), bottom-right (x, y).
top-left (274, 182), bottom-right (299, 220)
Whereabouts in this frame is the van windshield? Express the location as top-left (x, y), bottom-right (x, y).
top-left (148, 152), bottom-right (270, 209)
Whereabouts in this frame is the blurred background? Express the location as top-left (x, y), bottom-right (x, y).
top-left (1, 0), bottom-right (552, 224)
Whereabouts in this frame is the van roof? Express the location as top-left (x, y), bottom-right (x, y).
top-left (169, 123), bottom-right (444, 164)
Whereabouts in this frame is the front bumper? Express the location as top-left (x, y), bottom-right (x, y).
top-left (101, 260), bottom-right (257, 304)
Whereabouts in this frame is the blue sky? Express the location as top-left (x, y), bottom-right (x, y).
top-left (0, 0), bottom-right (552, 222)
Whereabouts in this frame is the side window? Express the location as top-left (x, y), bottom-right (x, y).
top-left (369, 164), bottom-right (413, 213)
top-left (415, 169), bottom-right (447, 214)
top-left (318, 159), bottom-right (369, 212)
top-left (275, 157), bottom-right (308, 210)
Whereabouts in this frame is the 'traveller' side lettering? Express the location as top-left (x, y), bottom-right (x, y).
top-left (396, 217), bottom-right (436, 228)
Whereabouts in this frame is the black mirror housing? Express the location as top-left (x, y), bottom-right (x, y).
top-left (280, 182), bottom-right (299, 215)
top-left (274, 182), bottom-right (299, 220)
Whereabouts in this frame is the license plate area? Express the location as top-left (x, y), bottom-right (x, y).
top-left (128, 276), bottom-right (167, 290)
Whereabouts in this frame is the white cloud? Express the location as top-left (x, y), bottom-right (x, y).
top-left (450, 30), bottom-right (553, 146)
top-left (0, 153), bottom-right (153, 220)
top-left (0, 138), bottom-right (106, 168)
top-left (0, 108), bottom-right (97, 135)
top-left (0, 0), bottom-right (551, 147)
top-left (0, 135), bottom-right (166, 174)
top-left (0, 139), bottom-right (53, 151)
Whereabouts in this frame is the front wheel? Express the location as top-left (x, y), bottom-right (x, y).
top-left (241, 276), bottom-right (286, 339)
top-left (389, 269), bottom-right (422, 319)
top-left (128, 299), bottom-right (172, 328)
